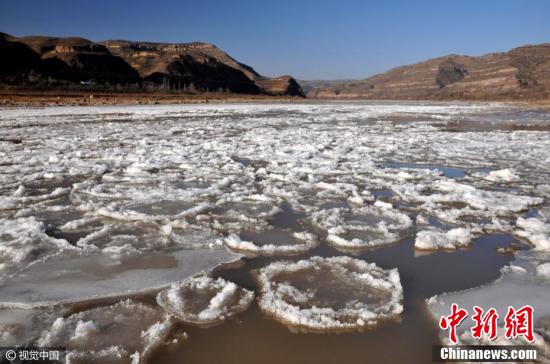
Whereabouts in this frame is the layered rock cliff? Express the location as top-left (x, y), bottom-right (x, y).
top-left (0, 33), bottom-right (303, 96)
top-left (307, 44), bottom-right (550, 100)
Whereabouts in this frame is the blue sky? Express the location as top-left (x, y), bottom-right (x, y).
top-left (1, 0), bottom-right (549, 79)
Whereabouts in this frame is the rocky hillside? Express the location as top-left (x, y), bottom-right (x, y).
top-left (102, 40), bottom-right (302, 96)
top-left (1, 33), bottom-right (141, 86)
top-left (308, 44), bottom-right (550, 100)
top-left (298, 79), bottom-right (353, 95)
top-left (0, 33), bottom-right (303, 96)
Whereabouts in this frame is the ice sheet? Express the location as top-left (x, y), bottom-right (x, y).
top-left (0, 248), bottom-right (241, 308)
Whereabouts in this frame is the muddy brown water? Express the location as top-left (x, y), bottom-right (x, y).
top-left (149, 205), bottom-right (517, 364)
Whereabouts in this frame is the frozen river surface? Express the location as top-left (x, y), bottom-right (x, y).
top-left (0, 101), bottom-right (549, 363)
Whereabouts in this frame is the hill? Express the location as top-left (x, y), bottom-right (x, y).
top-left (0, 33), bottom-right (303, 96)
top-left (307, 44), bottom-right (550, 100)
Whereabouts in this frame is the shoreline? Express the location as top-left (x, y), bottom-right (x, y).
top-left (0, 91), bottom-right (304, 107)
top-left (1, 92), bottom-right (550, 109)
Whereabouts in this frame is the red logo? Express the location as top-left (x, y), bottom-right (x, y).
top-left (504, 305), bottom-right (535, 342)
top-left (439, 304), bottom-right (535, 344)
top-left (439, 303), bottom-right (468, 344)
top-left (471, 306), bottom-right (499, 341)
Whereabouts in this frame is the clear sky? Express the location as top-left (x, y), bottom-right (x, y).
top-left (1, 0), bottom-right (549, 80)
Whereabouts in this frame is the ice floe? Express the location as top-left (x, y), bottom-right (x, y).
top-left (0, 217), bottom-right (74, 279)
top-left (255, 256), bottom-right (403, 331)
top-left (312, 202), bottom-right (412, 249)
top-left (37, 299), bottom-right (172, 363)
top-left (515, 216), bottom-right (550, 251)
top-left (0, 248), bottom-right (241, 308)
top-left (0, 307), bottom-right (64, 346)
top-left (536, 262), bottom-right (550, 279)
top-left (415, 227), bottom-right (477, 250)
top-left (156, 276), bottom-right (254, 325)
top-left (484, 168), bottom-right (520, 183)
top-left (225, 229), bottom-right (318, 255)
top-left (394, 179), bottom-right (542, 216)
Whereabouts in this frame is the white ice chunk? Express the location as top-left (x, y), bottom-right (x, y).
top-left (156, 276), bottom-right (254, 325)
top-left (536, 262), bottom-right (550, 279)
top-left (224, 230), bottom-right (318, 255)
top-left (0, 307), bottom-right (64, 346)
top-left (484, 168), bottom-right (520, 183)
top-left (38, 299), bottom-right (172, 363)
top-left (313, 205), bottom-right (412, 249)
top-left (0, 217), bottom-right (74, 280)
top-left (415, 227), bottom-right (475, 250)
top-left (255, 256), bottom-right (403, 331)
top-left (516, 217), bottom-right (550, 251)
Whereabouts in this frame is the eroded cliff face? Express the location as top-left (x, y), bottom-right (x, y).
top-left (1, 34), bottom-right (140, 84)
top-left (308, 44), bottom-right (550, 100)
top-left (103, 40), bottom-right (303, 96)
top-left (101, 41), bottom-right (260, 94)
top-left (254, 76), bottom-right (304, 96)
top-left (0, 33), bottom-right (303, 96)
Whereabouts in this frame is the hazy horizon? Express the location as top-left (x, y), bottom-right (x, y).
top-left (1, 0), bottom-right (549, 80)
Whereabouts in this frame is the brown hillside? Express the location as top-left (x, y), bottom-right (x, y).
top-left (103, 40), bottom-right (303, 96)
top-left (309, 44), bottom-right (550, 100)
top-left (0, 33), bottom-right (303, 96)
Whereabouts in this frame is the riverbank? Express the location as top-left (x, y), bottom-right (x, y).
top-left (1, 91), bottom-right (549, 110)
top-left (0, 91), bottom-right (303, 107)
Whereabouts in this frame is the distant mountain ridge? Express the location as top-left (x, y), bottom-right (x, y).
top-left (0, 32), bottom-right (304, 96)
top-left (297, 79), bottom-right (353, 95)
top-left (305, 44), bottom-right (550, 100)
